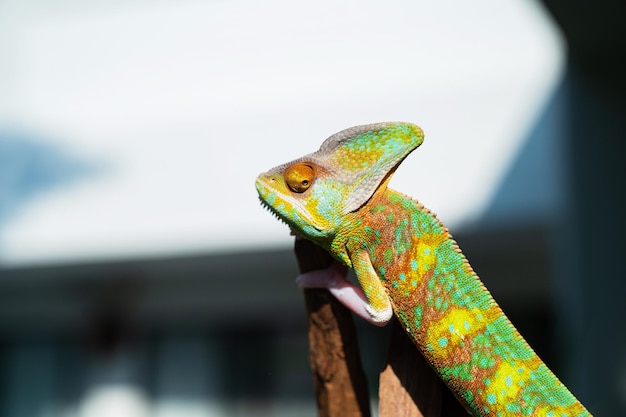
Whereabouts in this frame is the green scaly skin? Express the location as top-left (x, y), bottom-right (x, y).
top-left (256, 122), bottom-right (591, 417)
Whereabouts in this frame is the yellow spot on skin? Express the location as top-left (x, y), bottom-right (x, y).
top-left (416, 241), bottom-right (435, 273)
top-left (412, 233), bottom-right (446, 276)
top-left (394, 233), bottom-right (448, 294)
top-left (485, 361), bottom-right (525, 404)
top-left (426, 308), bottom-right (486, 359)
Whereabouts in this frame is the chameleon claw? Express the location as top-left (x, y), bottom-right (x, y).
top-left (297, 262), bottom-right (391, 326)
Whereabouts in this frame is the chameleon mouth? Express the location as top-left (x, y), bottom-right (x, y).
top-left (255, 176), bottom-right (287, 222)
top-left (256, 174), bottom-right (326, 237)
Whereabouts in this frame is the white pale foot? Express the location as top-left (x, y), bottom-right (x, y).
top-left (296, 262), bottom-right (391, 326)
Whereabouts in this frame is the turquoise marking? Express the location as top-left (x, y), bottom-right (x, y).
top-left (384, 247), bottom-right (393, 263)
top-left (411, 259), bottom-right (418, 270)
top-left (310, 179), bottom-right (345, 222)
top-left (427, 277), bottom-right (436, 290)
top-left (487, 394), bottom-right (496, 405)
top-left (464, 389), bottom-right (474, 403)
top-left (414, 306), bottom-right (423, 327)
top-left (440, 363), bottom-right (473, 381)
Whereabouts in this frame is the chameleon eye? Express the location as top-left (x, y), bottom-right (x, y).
top-left (284, 163), bottom-right (316, 193)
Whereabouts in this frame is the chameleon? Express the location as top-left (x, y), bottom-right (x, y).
top-left (255, 122), bottom-right (591, 416)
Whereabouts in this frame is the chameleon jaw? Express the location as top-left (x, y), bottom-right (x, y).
top-left (256, 177), bottom-right (328, 238)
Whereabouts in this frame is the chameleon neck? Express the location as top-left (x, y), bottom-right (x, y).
top-left (358, 188), bottom-right (588, 416)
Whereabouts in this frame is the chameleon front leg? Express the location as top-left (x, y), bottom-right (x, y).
top-left (296, 261), bottom-right (374, 322)
top-left (297, 246), bottom-right (392, 326)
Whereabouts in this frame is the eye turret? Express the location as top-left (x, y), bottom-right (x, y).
top-left (284, 163), bottom-right (316, 193)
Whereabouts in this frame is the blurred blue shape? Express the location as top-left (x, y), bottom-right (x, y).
top-left (0, 129), bottom-right (104, 227)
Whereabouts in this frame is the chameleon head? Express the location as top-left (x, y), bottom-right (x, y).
top-left (256, 160), bottom-right (338, 239)
top-left (255, 122), bottom-right (425, 241)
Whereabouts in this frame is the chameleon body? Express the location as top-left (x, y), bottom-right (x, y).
top-left (255, 122), bottom-right (591, 416)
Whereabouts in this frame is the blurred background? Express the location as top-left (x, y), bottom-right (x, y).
top-left (0, 0), bottom-right (624, 416)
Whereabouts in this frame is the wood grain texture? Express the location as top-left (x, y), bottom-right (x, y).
top-left (294, 238), bottom-right (371, 417)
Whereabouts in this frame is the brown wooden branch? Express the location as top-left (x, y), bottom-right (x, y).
top-left (294, 238), bottom-right (371, 417)
top-left (378, 318), bottom-right (442, 417)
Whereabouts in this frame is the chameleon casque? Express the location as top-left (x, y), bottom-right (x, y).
top-left (255, 122), bottom-right (591, 416)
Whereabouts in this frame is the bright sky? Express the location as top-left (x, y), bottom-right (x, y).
top-left (0, 0), bottom-right (564, 266)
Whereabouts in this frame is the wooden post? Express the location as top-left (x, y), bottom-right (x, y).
top-left (294, 238), bottom-right (371, 417)
top-left (378, 319), bottom-right (442, 417)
